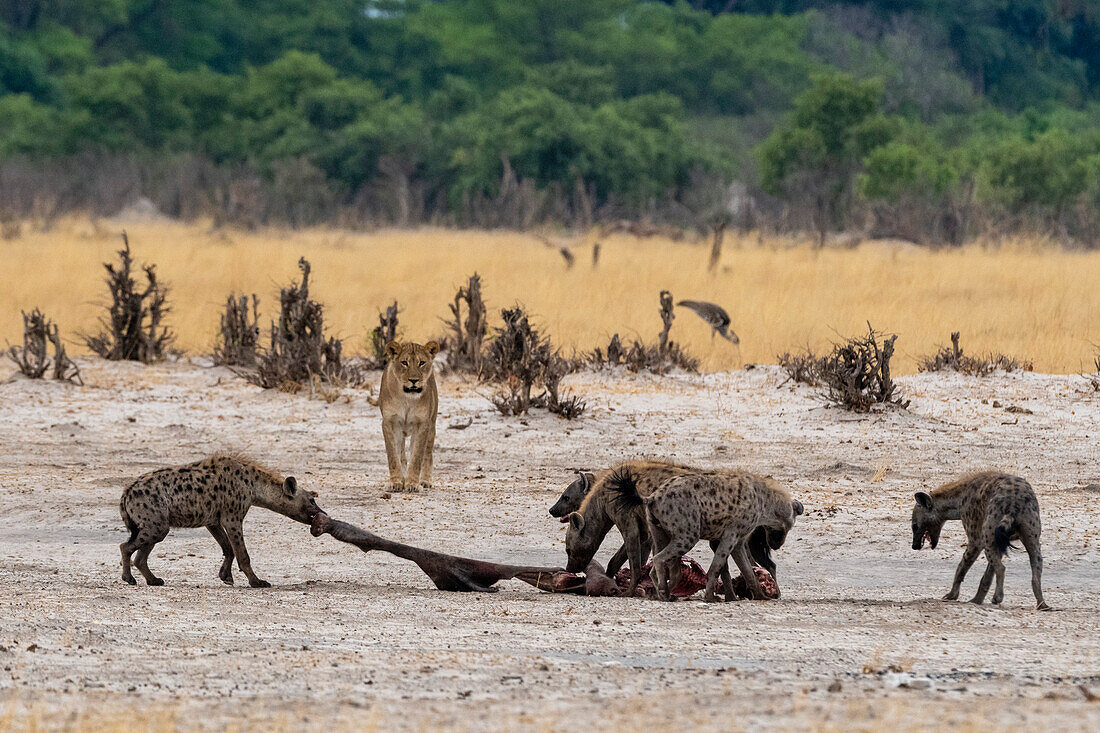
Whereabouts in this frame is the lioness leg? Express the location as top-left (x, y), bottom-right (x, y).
top-left (381, 419), bottom-right (406, 490)
top-left (407, 422), bottom-right (435, 490)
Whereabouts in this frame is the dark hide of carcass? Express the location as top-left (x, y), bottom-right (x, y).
top-left (310, 513), bottom-right (775, 599)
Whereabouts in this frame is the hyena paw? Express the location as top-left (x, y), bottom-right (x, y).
top-left (991, 594), bottom-right (1004, 605)
top-left (1036, 601), bottom-right (1052, 612)
top-left (147, 577), bottom-right (165, 587)
top-left (942, 591), bottom-right (959, 601)
top-left (249, 578), bottom-right (272, 589)
top-left (122, 575), bottom-right (136, 586)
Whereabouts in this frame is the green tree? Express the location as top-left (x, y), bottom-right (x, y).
top-left (759, 73), bottom-right (896, 244)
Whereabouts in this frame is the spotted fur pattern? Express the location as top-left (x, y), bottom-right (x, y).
top-left (564, 460), bottom-right (695, 595)
top-left (912, 472), bottom-right (1048, 610)
top-left (644, 470), bottom-right (803, 602)
top-left (119, 455), bottom-right (320, 588)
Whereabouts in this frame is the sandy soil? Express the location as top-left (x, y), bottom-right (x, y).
top-left (1, 359), bottom-right (1098, 731)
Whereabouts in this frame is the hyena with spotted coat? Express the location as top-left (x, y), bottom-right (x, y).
top-left (640, 470), bottom-right (803, 602)
top-left (911, 472), bottom-right (1048, 610)
top-left (119, 455), bottom-right (322, 588)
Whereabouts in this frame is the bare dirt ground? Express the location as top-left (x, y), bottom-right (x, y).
top-left (1, 360), bottom-right (1098, 731)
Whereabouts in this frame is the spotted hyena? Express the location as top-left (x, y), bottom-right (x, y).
top-left (637, 470), bottom-right (803, 602)
top-left (911, 472), bottom-right (1048, 610)
top-left (119, 455), bottom-right (322, 588)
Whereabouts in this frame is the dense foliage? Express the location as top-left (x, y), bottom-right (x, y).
top-left (2, 1), bottom-right (1100, 240)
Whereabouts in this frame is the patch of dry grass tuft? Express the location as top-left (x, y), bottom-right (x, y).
top-left (3, 220), bottom-right (1099, 374)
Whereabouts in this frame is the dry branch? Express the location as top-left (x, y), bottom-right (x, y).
top-left (83, 232), bottom-right (174, 362)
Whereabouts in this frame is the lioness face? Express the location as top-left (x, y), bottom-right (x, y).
top-left (385, 341), bottom-right (439, 394)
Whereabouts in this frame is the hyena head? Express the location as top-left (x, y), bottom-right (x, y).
top-left (277, 476), bottom-right (323, 524)
top-left (758, 477), bottom-right (803, 550)
top-left (911, 492), bottom-right (943, 550)
top-left (564, 511), bottom-right (602, 573)
top-left (764, 496), bottom-right (804, 550)
top-left (385, 341), bottom-right (440, 394)
top-left (549, 472), bottom-right (595, 520)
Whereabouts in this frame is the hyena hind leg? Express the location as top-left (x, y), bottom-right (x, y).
top-left (1020, 528), bottom-right (1050, 611)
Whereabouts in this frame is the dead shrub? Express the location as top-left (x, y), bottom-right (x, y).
top-left (369, 301), bottom-right (400, 367)
top-left (7, 309), bottom-right (81, 383)
top-left (588, 290), bottom-right (699, 373)
top-left (819, 323), bottom-right (908, 412)
top-left (918, 331), bottom-right (1032, 376)
top-left (777, 349), bottom-right (828, 386)
top-left (83, 232), bottom-right (174, 362)
top-left (214, 294), bottom-right (260, 367)
top-left (483, 306), bottom-right (585, 419)
top-left (237, 258), bottom-right (366, 390)
top-left (443, 273), bottom-right (487, 374)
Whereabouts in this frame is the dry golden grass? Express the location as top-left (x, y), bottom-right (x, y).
top-left (3, 219), bottom-right (1098, 374)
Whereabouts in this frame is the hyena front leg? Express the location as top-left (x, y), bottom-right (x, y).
top-left (732, 541), bottom-right (765, 600)
top-left (704, 534), bottom-right (738, 603)
top-left (944, 545), bottom-right (981, 601)
top-left (223, 519), bottom-right (269, 588)
top-left (207, 524), bottom-right (234, 585)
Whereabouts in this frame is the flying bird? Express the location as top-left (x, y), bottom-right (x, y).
top-left (676, 300), bottom-right (740, 345)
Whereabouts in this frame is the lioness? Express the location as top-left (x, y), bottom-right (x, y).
top-left (380, 340), bottom-right (439, 491)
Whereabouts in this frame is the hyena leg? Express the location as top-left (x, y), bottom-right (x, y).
top-left (704, 535), bottom-right (738, 604)
top-left (223, 519), bottom-right (270, 588)
top-left (969, 560), bottom-right (995, 605)
top-left (131, 524), bottom-right (168, 586)
top-left (120, 540), bottom-right (137, 585)
top-left (651, 540), bottom-right (690, 602)
top-left (624, 521), bottom-right (651, 596)
top-left (989, 550), bottom-right (1007, 605)
top-left (381, 420), bottom-right (405, 491)
top-left (944, 545), bottom-right (981, 601)
top-left (207, 524), bottom-right (235, 585)
top-left (733, 542), bottom-right (765, 600)
top-left (1020, 529), bottom-right (1049, 611)
top-left (605, 544), bottom-right (630, 578)
top-left (646, 522), bottom-right (671, 598)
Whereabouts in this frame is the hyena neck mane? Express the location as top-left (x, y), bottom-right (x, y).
top-left (927, 480), bottom-right (972, 520)
top-left (222, 458), bottom-right (292, 515)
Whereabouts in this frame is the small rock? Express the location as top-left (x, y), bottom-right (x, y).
top-left (827, 680), bottom-right (842, 693)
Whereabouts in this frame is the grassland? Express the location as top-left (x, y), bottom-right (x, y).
top-left (3, 219), bottom-right (1098, 374)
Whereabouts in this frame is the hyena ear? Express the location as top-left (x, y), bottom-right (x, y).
top-left (792, 499), bottom-right (804, 516)
top-left (568, 512), bottom-right (585, 532)
top-left (424, 340), bottom-right (440, 358)
top-left (581, 472), bottom-right (596, 491)
top-left (284, 476), bottom-right (297, 495)
top-left (914, 491), bottom-right (933, 509)
top-left (385, 341), bottom-right (402, 358)
top-left (308, 490), bottom-right (318, 498)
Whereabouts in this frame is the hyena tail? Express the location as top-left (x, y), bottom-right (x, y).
top-left (605, 466), bottom-right (644, 515)
top-left (120, 501), bottom-right (139, 544)
top-left (992, 514), bottom-right (1019, 554)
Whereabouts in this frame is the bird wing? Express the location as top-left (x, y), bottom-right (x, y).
top-left (676, 300), bottom-right (730, 329)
